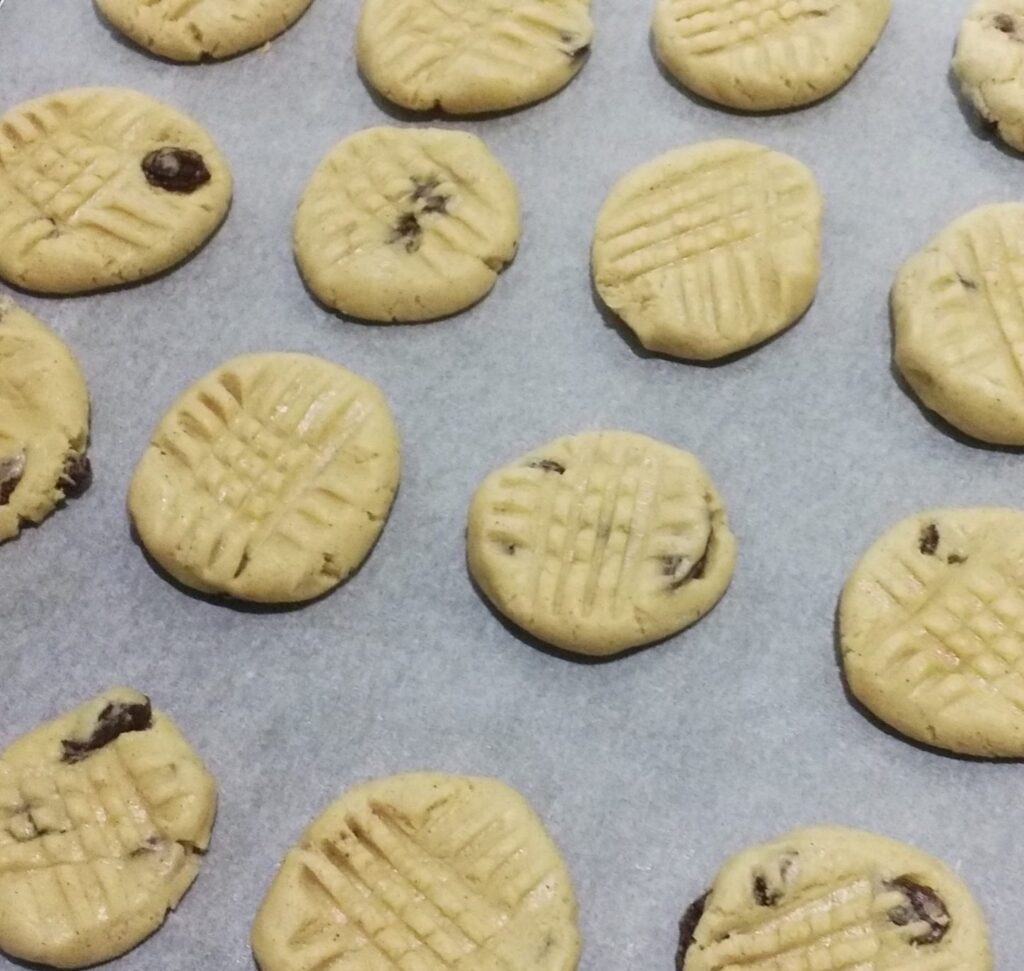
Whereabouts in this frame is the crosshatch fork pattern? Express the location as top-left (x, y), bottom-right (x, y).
top-left (280, 783), bottom-right (571, 971)
top-left (667, 0), bottom-right (842, 53)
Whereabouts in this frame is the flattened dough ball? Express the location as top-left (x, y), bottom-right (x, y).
top-left (294, 127), bottom-right (519, 322)
top-left (653, 0), bottom-right (891, 111)
top-left (0, 688), bottom-right (217, 968)
top-left (96, 0), bottom-right (315, 62)
top-left (592, 140), bottom-right (821, 361)
top-left (128, 352), bottom-right (400, 604)
top-left (0, 87), bottom-right (231, 294)
top-left (954, 1), bottom-right (1024, 153)
top-left (252, 773), bottom-right (580, 971)
top-left (0, 297), bottom-right (91, 543)
top-left (893, 203), bottom-right (1024, 445)
top-left (467, 430), bottom-right (736, 656)
top-left (840, 508), bottom-right (1024, 757)
top-left (678, 827), bottom-right (991, 971)
top-left (357, 0), bottom-right (593, 114)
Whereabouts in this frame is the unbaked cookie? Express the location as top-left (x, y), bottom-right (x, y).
top-left (357, 0), bottom-right (593, 114)
top-left (0, 297), bottom-right (91, 543)
top-left (0, 87), bottom-right (231, 294)
top-left (592, 140), bottom-right (821, 361)
top-left (677, 826), bottom-right (991, 971)
top-left (467, 430), bottom-right (736, 656)
top-left (128, 352), bottom-right (400, 604)
top-left (96, 0), bottom-right (315, 62)
top-left (293, 126), bottom-right (519, 322)
top-left (0, 688), bottom-right (216, 968)
top-left (653, 0), bottom-right (891, 111)
top-left (954, 1), bottom-right (1024, 153)
top-left (251, 773), bottom-right (579, 971)
top-left (893, 203), bottom-right (1024, 445)
top-left (841, 508), bottom-right (1024, 757)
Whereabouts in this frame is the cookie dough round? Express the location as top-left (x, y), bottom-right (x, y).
top-left (954, 1), bottom-right (1024, 153)
top-left (96, 0), bottom-right (315, 62)
top-left (294, 126), bottom-right (519, 322)
top-left (678, 826), bottom-right (991, 971)
top-left (252, 773), bottom-right (580, 971)
top-left (128, 352), bottom-right (400, 604)
top-left (357, 0), bottom-right (593, 114)
top-left (467, 430), bottom-right (736, 656)
top-left (840, 508), bottom-right (1024, 757)
top-left (0, 297), bottom-right (91, 543)
top-left (0, 688), bottom-right (217, 969)
top-left (592, 140), bottom-right (821, 361)
top-left (893, 203), bottom-right (1024, 445)
top-left (0, 87), bottom-right (232, 294)
top-left (653, 0), bottom-right (891, 111)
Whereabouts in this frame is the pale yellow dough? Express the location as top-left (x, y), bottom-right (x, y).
top-left (96, 0), bottom-right (315, 62)
top-left (0, 297), bottom-right (91, 543)
top-left (294, 126), bottom-right (520, 322)
top-left (893, 203), bottom-right (1024, 445)
top-left (592, 140), bottom-right (821, 361)
top-left (0, 87), bottom-right (231, 294)
top-left (841, 508), bottom-right (1024, 757)
top-left (251, 773), bottom-right (580, 971)
top-left (0, 688), bottom-right (216, 969)
top-left (954, 0), bottom-right (1024, 153)
top-left (129, 352), bottom-right (401, 604)
top-left (467, 430), bottom-right (736, 656)
top-left (357, 0), bottom-right (593, 114)
top-left (653, 0), bottom-right (892, 111)
top-left (679, 827), bottom-right (991, 971)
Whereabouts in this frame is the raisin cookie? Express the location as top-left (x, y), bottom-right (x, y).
top-left (653, 0), bottom-right (891, 111)
top-left (252, 773), bottom-right (580, 971)
top-left (592, 140), bottom-right (821, 361)
top-left (293, 126), bottom-right (519, 322)
top-left (893, 203), bottom-right (1024, 445)
top-left (128, 352), bottom-right (400, 604)
top-left (467, 430), bottom-right (736, 656)
top-left (0, 297), bottom-right (91, 544)
top-left (678, 826), bottom-right (991, 971)
top-left (96, 0), bottom-right (315, 62)
top-left (357, 0), bottom-right (593, 114)
top-left (841, 508), bottom-right (1024, 757)
top-left (0, 87), bottom-right (231, 293)
top-left (954, 1), bottom-right (1024, 153)
top-left (0, 688), bottom-right (217, 968)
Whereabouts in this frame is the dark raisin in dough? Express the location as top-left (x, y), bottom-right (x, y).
top-left (61, 697), bottom-right (153, 763)
top-left (142, 147), bottom-right (211, 193)
top-left (886, 876), bottom-right (951, 945)
top-left (918, 523), bottom-right (939, 556)
top-left (529, 459), bottom-right (566, 474)
top-left (59, 453), bottom-right (92, 498)
top-left (0, 452), bottom-right (25, 506)
top-left (676, 891), bottom-right (709, 971)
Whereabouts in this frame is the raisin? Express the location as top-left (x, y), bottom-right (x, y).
top-left (676, 891), bottom-right (709, 971)
top-left (61, 697), bottom-right (153, 763)
top-left (918, 523), bottom-right (939, 556)
top-left (994, 13), bottom-right (1017, 33)
top-left (390, 213), bottom-right (422, 253)
top-left (947, 553), bottom-right (967, 565)
top-left (0, 451), bottom-right (25, 506)
top-left (59, 453), bottom-right (92, 498)
top-left (753, 874), bottom-right (782, 906)
top-left (664, 538), bottom-right (710, 590)
top-left (411, 178), bottom-right (448, 214)
top-left (886, 876), bottom-right (951, 945)
top-left (142, 147), bottom-right (211, 193)
top-left (529, 459), bottom-right (566, 474)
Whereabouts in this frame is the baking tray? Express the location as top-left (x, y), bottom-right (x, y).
top-left (1, 1), bottom-right (1021, 967)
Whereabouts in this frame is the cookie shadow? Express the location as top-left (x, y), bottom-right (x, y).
top-left (2, 954), bottom-right (52, 971)
top-left (354, 57), bottom-right (593, 125)
top-left (589, 273), bottom-right (812, 368)
top-left (127, 486), bottom-right (397, 615)
top-left (946, 64), bottom-right (1024, 162)
top-left (645, 28), bottom-right (858, 118)
top-left (1, 201), bottom-right (232, 301)
top-left (886, 298), bottom-right (1024, 455)
top-left (831, 598), bottom-right (1022, 764)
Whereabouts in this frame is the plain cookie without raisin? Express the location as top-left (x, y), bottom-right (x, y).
top-left (0, 688), bottom-right (217, 969)
top-left (0, 296), bottom-right (91, 544)
top-left (678, 827), bottom-right (991, 971)
top-left (293, 126), bottom-right (520, 322)
top-left (467, 430), bottom-right (736, 656)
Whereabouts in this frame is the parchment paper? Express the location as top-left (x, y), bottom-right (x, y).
top-left (1, 2), bottom-right (1020, 968)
